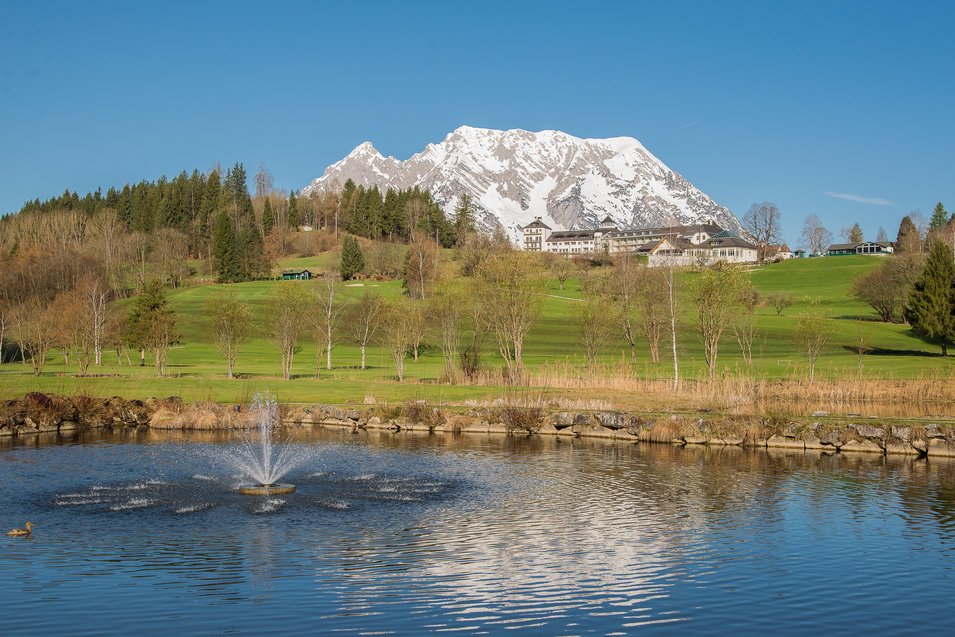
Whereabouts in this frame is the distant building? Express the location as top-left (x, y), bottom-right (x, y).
top-left (826, 241), bottom-right (894, 256)
top-left (520, 217), bottom-right (735, 257)
top-left (765, 244), bottom-right (794, 261)
top-left (281, 269), bottom-right (314, 280)
top-left (646, 231), bottom-right (759, 267)
top-left (521, 217), bottom-right (552, 252)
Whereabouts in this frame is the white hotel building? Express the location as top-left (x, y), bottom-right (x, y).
top-left (521, 216), bottom-right (759, 265)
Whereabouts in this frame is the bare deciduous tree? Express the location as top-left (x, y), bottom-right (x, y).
top-left (767, 292), bottom-right (795, 316)
top-left (733, 285), bottom-right (760, 365)
top-left (75, 274), bottom-right (112, 366)
top-left (478, 252), bottom-right (544, 381)
top-left (404, 236), bottom-right (441, 300)
top-left (743, 202), bottom-right (783, 262)
top-left (379, 297), bottom-right (415, 382)
top-left (407, 300), bottom-right (426, 362)
top-left (691, 264), bottom-right (749, 381)
top-left (15, 299), bottom-right (58, 376)
top-left (270, 283), bottom-right (311, 380)
top-left (208, 289), bottom-right (253, 379)
top-left (547, 254), bottom-right (576, 291)
top-left (428, 281), bottom-right (466, 382)
top-left (800, 214), bottom-right (832, 256)
top-left (635, 266), bottom-right (670, 364)
top-left (793, 301), bottom-right (834, 383)
top-left (314, 274), bottom-right (347, 373)
top-left (611, 255), bottom-right (640, 357)
top-left (348, 292), bottom-right (384, 370)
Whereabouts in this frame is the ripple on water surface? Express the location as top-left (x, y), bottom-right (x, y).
top-left (1, 430), bottom-right (955, 636)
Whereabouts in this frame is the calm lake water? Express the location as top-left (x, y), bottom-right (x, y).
top-left (2, 428), bottom-right (954, 636)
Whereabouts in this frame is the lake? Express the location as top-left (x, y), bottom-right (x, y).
top-left (2, 428), bottom-right (954, 636)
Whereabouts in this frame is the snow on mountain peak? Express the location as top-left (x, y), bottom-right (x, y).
top-left (304, 126), bottom-right (741, 239)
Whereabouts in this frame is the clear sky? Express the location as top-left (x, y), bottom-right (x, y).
top-left (1, 0), bottom-right (952, 244)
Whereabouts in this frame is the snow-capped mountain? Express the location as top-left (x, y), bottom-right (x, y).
top-left (303, 126), bottom-right (742, 239)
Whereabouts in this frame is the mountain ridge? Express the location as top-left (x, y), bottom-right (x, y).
top-left (304, 126), bottom-right (742, 239)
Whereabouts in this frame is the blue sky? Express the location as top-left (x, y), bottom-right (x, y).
top-left (1, 0), bottom-right (952, 244)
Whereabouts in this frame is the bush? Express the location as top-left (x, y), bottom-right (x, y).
top-left (495, 403), bottom-right (544, 434)
top-left (400, 400), bottom-right (443, 429)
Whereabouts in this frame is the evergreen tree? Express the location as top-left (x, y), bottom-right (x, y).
top-left (197, 170), bottom-right (221, 256)
top-left (288, 192), bottom-right (300, 229)
top-left (453, 192), bottom-right (476, 244)
top-left (212, 210), bottom-right (240, 282)
top-left (896, 215), bottom-right (920, 253)
top-left (124, 279), bottom-right (180, 374)
top-left (905, 240), bottom-right (955, 356)
top-left (262, 198), bottom-right (274, 235)
top-left (930, 202), bottom-right (949, 231)
top-left (340, 235), bottom-right (364, 280)
top-left (848, 223), bottom-right (864, 243)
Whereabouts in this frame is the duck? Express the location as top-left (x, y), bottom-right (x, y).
top-left (6, 522), bottom-right (33, 537)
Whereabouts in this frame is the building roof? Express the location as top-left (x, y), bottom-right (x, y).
top-left (828, 241), bottom-right (894, 251)
top-left (703, 236), bottom-right (756, 249)
top-left (522, 218), bottom-right (552, 230)
top-left (282, 269), bottom-right (313, 274)
top-left (549, 229), bottom-right (598, 241)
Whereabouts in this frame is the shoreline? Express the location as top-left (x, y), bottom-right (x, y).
top-left (2, 393), bottom-right (954, 459)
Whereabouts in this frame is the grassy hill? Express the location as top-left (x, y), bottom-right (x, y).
top-left (1, 254), bottom-right (951, 406)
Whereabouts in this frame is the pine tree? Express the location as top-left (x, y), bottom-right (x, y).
top-left (896, 216), bottom-right (920, 253)
top-left (197, 170), bottom-right (221, 257)
top-left (848, 223), bottom-right (863, 243)
top-left (124, 279), bottom-right (180, 374)
top-left (454, 192), bottom-right (476, 244)
top-left (340, 235), bottom-right (364, 280)
top-left (905, 240), bottom-right (955, 355)
top-left (262, 197), bottom-right (274, 235)
top-left (288, 192), bottom-right (300, 229)
top-left (930, 202), bottom-right (949, 231)
top-left (212, 210), bottom-right (239, 282)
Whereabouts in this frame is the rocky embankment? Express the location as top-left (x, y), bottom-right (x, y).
top-left (0, 392), bottom-right (153, 435)
top-left (282, 404), bottom-right (955, 459)
top-left (2, 394), bottom-right (954, 459)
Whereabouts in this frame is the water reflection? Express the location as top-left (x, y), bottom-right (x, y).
top-left (1, 429), bottom-right (955, 636)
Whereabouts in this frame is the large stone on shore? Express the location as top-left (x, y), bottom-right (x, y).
top-left (538, 423), bottom-right (559, 435)
top-left (550, 412), bottom-right (575, 428)
top-left (890, 426), bottom-right (912, 443)
top-left (573, 423), bottom-right (614, 439)
top-left (767, 435), bottom-right (805, 450)
top-left (487, 422), bottom-right (508, 434)
top-left (596, 412), bottom-right (627, 430)
top-left (924, 424), bottom-right (945, 439)
top-left (884, 442), bottom-right (920, 456)
top-left (927, 439), bottom-right (955, 458)
top-left (320, 417), bottom-right (353, 428)
top-left (848, 423), bottom-right (884, 439)
top-left (555, 424), bottom-right (577, 437)
top-left (683, 436), bottom-right (707, 445)
top-left (841, 439), bottom-right (884, 454)
top-left (613, 428), bottom-right (639, 441)
top-left (803, 437), bottom-right (830, 450)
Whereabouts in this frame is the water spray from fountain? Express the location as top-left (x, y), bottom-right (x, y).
top-left (220, 392), bottom-right (310, 495)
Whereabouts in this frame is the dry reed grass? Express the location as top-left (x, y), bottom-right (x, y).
top-left (473, 360), bottom-right (955, 417)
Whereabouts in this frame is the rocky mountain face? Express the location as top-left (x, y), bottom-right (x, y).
top-left (303, 126), bottom-right (742, 239)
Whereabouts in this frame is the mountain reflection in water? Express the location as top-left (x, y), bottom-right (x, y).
top-left (2, 428), bottom-right (954, 636)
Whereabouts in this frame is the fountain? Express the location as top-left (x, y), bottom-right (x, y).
top-left (223, 392), bottom-right (309, 495)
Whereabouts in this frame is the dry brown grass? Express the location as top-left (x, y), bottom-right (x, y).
top-left (469, 360), bottom-right (955, 418)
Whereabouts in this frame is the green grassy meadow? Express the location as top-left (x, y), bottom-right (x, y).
top-left (1, 254), bottom-right (951, 405)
